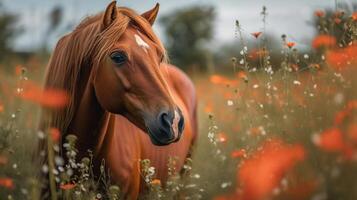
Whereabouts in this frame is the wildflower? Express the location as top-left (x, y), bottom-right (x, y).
top-left (18, 81), bottom-right (69, 108)
top-left (60, 183), bottom-right (76, 190)
top-left (286, 42), bottom-right (295, 48)
top-left (236, 71), bottom-right (248, 82)
top-left (251, 32), bottom-right (262, 39)
top-left (312, 35), bottom-right (336, 49)
top-left (334, 18), bottom-right (342, 24)
top-left (352, 12), bottom-right (357, 21)
top-left (248, 48), bottom-right (268, 60)
top-left (314, 10), bottom-right (325, 17)
top-left (151, 179), bottom-right (161, 186)
top-left (334, 110), bottom-right (349, 125)
top-left (217, 132), bottom-right (228, 143)
top-left (50, 128), bottom-right (61, 143)
top-left (315, 127), bottom-right (345, 152)
top-left (326, 44), bottom-right (357, 70)
top-left (231, 149), bottom-right (246, 158)
top-left (238, 139), bottom-right (305, 200)
top-left (0, 103), bottom-right (3, 113)
top-left (0, 178), bottom-right (14, 189)
top-left (14, 65), bottom-right (24, 76)
top-left (209, 75), bottom-right (238, 86)
top-left (347, 123), bottom-right (357, 144)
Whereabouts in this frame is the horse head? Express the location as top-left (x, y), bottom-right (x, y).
top-left (91, 1), bottom-right (184, 146)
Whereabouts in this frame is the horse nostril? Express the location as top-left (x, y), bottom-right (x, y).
top-left (178, 116), bottom-right (184, 132)
top-left (158, 111), bottom-right (172, 129)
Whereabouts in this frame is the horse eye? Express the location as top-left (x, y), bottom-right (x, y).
top-left (110, 51), bottom-right (127, 66)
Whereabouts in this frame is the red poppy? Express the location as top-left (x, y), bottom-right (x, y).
top-left (326, 45), bottom-right (357, 70)
top-left (0, 103), bottom-right (3, 113)
top-left (14, 65), bottom-right (23, 76)
top-left (352, 12), bottom-right (357, 21)
top-left (18, 81), bottom-right (69, 108)
top-left (248, 49), bottom-right (268, 60)
top-left (312, 35), bottom-right (336, 49)
top-left (238, 139), bottom-right (305, 200)
top-left (315, 127), bottom-right (345, 152)
top-left (60, 183), bottom-right (76, 190)
top-left (286, 42), bottom-right (296, 48)
top-left (347, 123), bottom-right (357, 144)
top-left (50, 128), bottom-right (61, 143)
top-left (334, 110), bottom-right (349, 126)
top-left (210, 75), bottom-right (238, 86)
top-left (151, 179), bottom-right (161, 186)
top-left (251, 32), bottom-right (262, 39)
top-left (334, 18), bottom-right (342, 24)
top-left (217, 132), bottom-right (228, 143)
top-left (314, 10), bottom-right (325, 17)
top-left (231, 149), bottom-right (246, 158)
top-left (0, 178), bottom-right (14, 189)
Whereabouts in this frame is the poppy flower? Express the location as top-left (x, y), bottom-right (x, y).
top-left (217, 132), bottom-right (228, 143)
top-left (334, 110), bottom-right (349, 126)
top-left (60, 183), bottom-right (76, 190)
top-left (238, 139), bottom-right (305, 200)
top-left (14, 65), bottom-right (24, 76)
top-left (286, 42), bottom-right (296, 48)
top-left (352, 12), bottom-right (357, 21)
top-left (0, 178), bottom-right (14, 189)
top-left (326, 45), bottom-right (357, 70)
top-left (151, 179), bottom-right (161, 186)
top-left (18, 81), bottom-right (69, 108)
top-left (251, 32), bottom-right (262, 39)
top-left (334, 18), bottom-right (342, 24)
top-left (231, 149), bottom-right (246, 158)
top-left (315, 127), bottom-right (345, 152)
top-left (312, 35), bottom-right (336, 49)
top-left (210, 75), bottom-right (238, 86)
top-left (0, 103), bottom-right (3, 113)
top-left (50, 128), bottom-right (61, 143)
top-left (347, 123), bottom-right (357, 144)
top-left (314, 10), bottom-right (325, 17)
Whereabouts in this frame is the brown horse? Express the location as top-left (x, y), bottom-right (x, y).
top-left (41, 1), bottom-right (197, 199)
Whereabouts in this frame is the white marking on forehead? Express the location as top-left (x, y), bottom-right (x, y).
top-left (134, 34), bottom-right (150, 53)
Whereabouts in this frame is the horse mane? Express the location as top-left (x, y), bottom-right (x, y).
top-left (42, 7), bottom-right (168, 134)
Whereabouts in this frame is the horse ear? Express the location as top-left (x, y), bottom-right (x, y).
top-left (102, 1), bottom-right (117, 30)
top-left (141, 3), bottom-right (160, 25)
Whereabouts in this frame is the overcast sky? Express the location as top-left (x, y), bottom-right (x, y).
top-left (2, 0), bottom-right (356, 51)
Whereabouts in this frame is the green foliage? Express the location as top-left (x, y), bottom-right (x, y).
top-left (160, 6), bottom-right (216, 72)
top-left (0, 3), bottom-right (20, 60)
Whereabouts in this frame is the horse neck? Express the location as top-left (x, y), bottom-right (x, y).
top-left (66, 66), bottom-right (109, 157)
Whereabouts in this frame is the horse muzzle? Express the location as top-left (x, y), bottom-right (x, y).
top-left (146, 108), bottom-right (185, 146)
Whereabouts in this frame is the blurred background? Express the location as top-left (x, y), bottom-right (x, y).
top-left (1, 0), bottom-right (357, 199)
top-left (1, 0), bottom-right (356, 73)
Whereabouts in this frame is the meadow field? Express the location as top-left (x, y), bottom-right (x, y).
top-left (0, 4), bottom-right (357, 200)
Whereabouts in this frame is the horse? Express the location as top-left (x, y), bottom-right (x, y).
top-left (40, 1), bottom-right (197, 199)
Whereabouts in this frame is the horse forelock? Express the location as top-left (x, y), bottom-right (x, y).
top-left (43, 7), bottom-right (168, 135)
